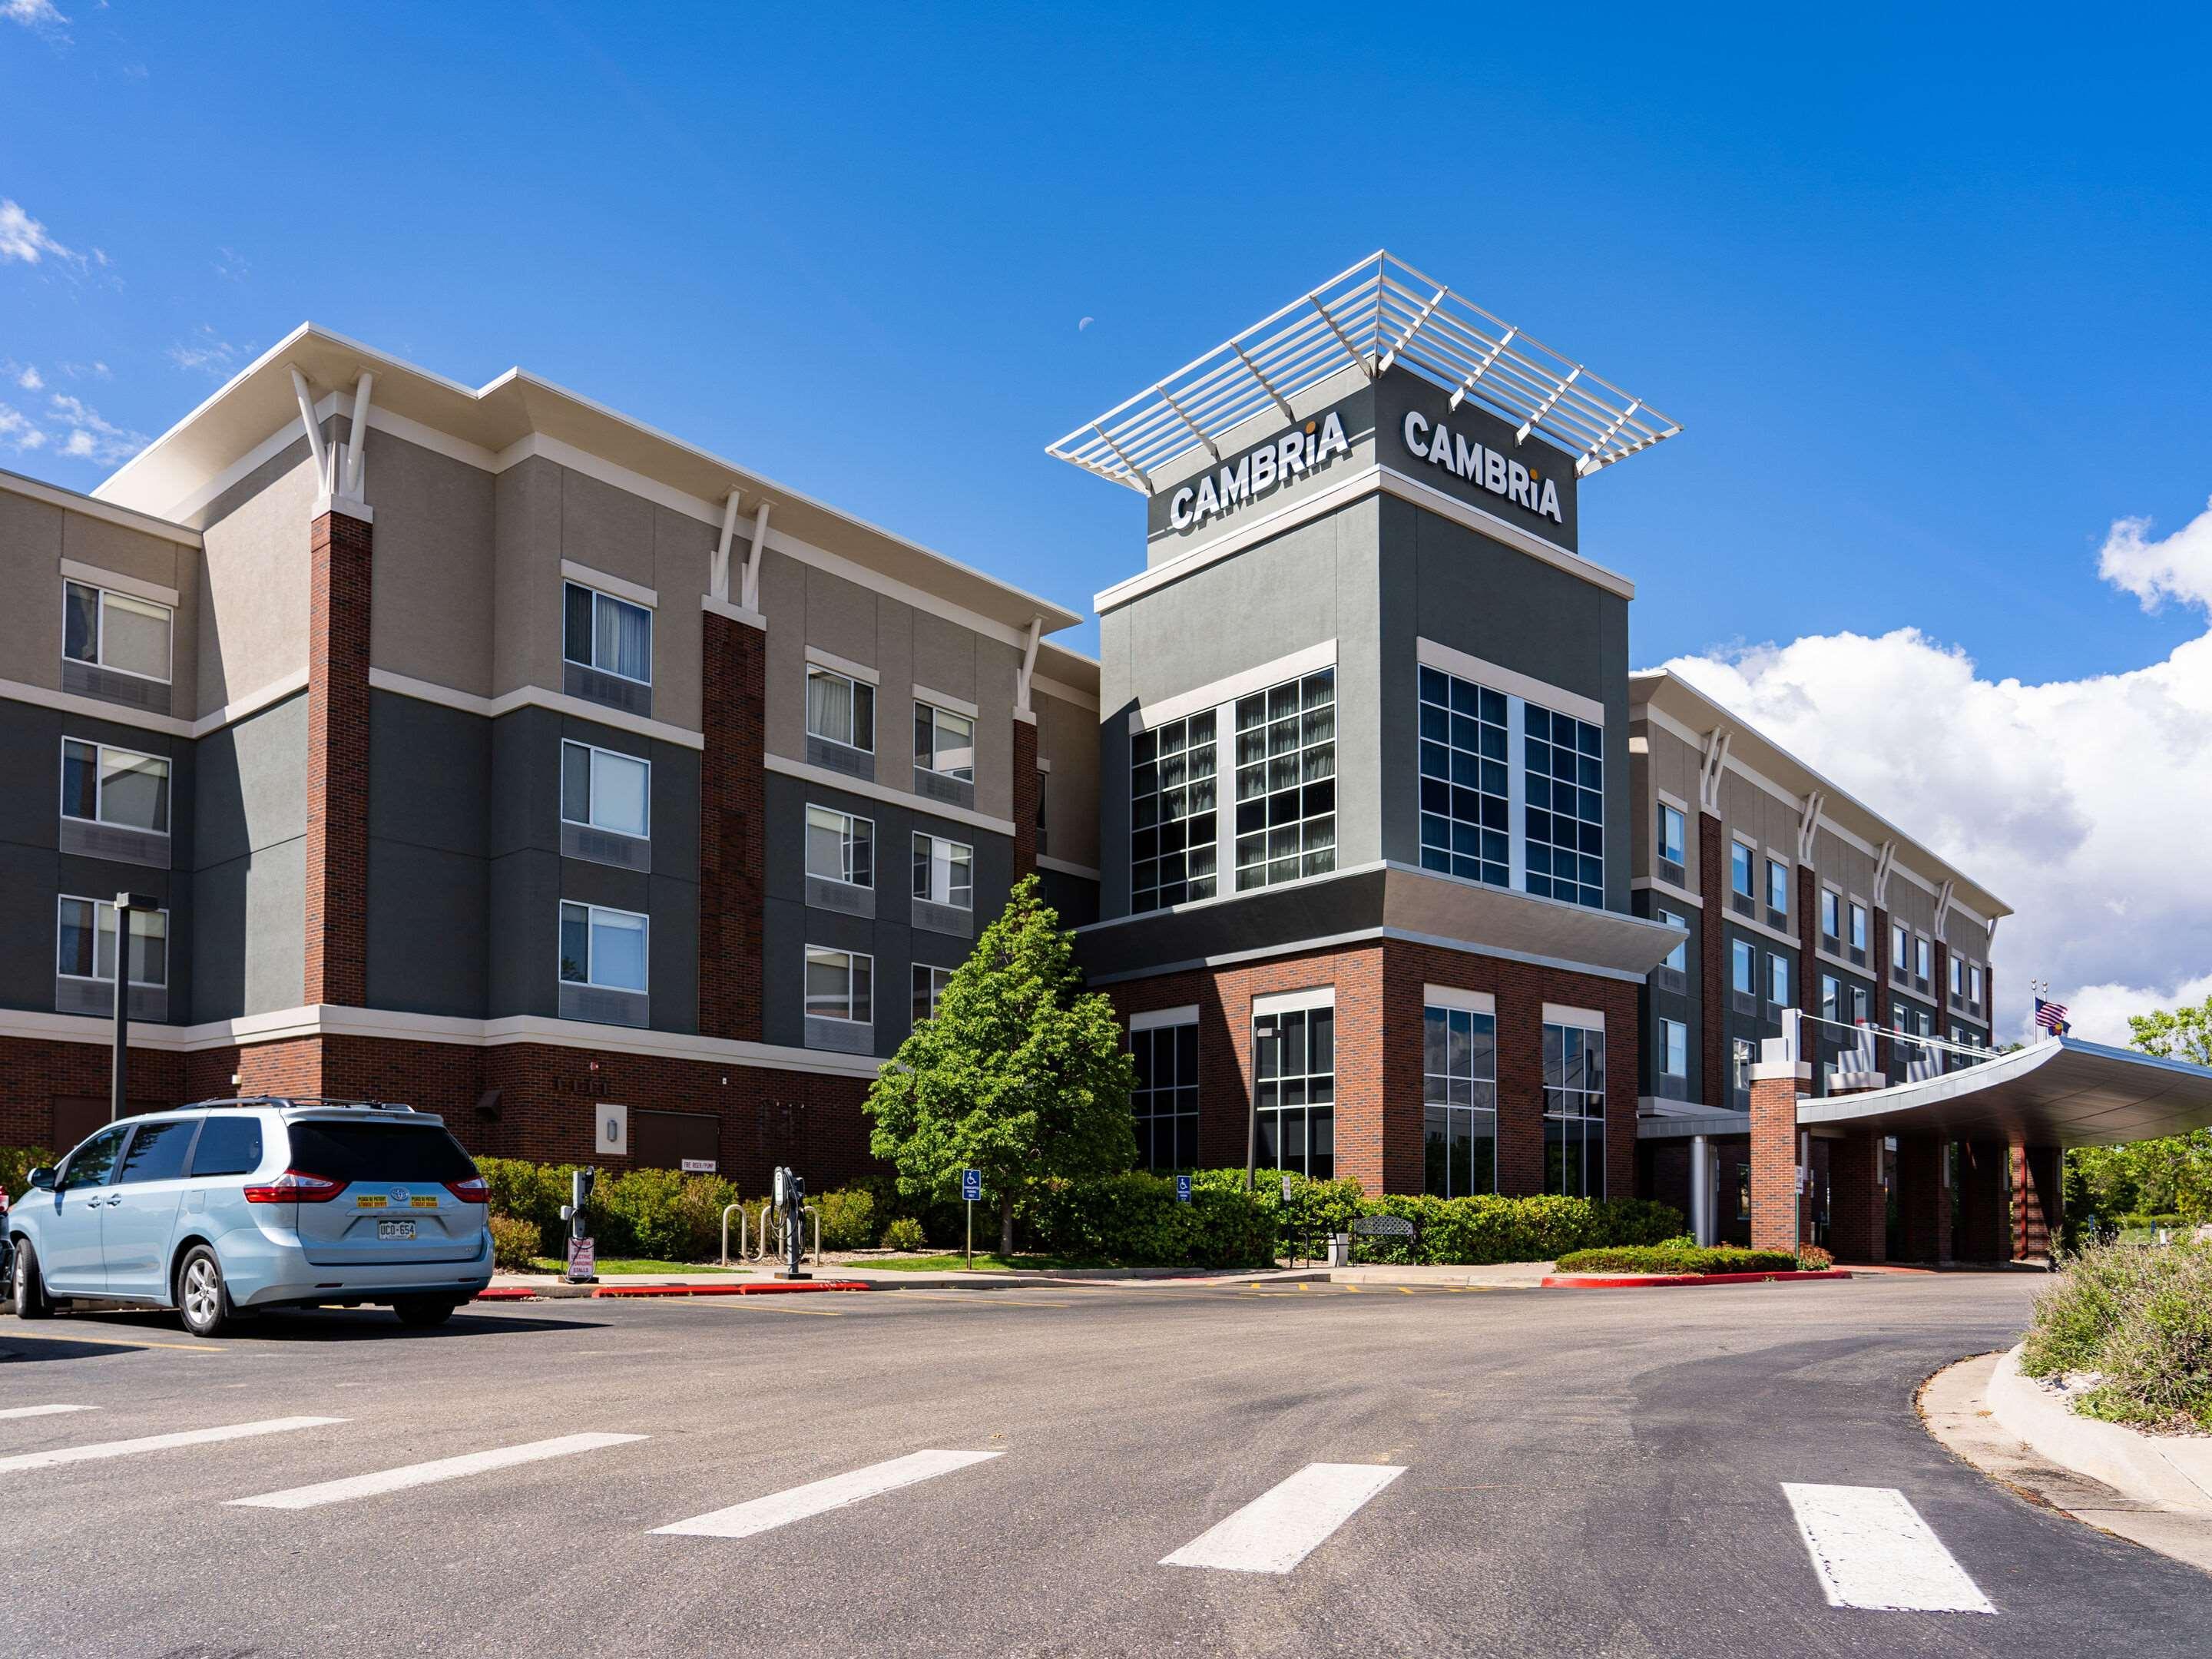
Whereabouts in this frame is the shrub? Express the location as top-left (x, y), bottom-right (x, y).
top-left (2023, 1238), bottom-right (2212, 1430)
top-left (881, 1217), bottom-right (926, 1251)
top-left (813, 1188), bottom-right (877, 1252)
top-left (1796, 1243), bottom-right (1835, 1272)
top-left (488, 1214), bottom-right (541, 1272)
top-left (2, 1145), bottom-right (56, 1197)
top-left (1554, 1243), bottom-right (1799, 1275)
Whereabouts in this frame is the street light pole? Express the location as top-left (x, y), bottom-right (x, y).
top-left (110, 890), bottom-right (157, 1123)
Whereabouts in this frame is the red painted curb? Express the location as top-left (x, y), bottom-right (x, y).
top-left (1541, 1269), bottom-right (1853, 1289)
top-left (590, 1280), bottom-right (873, 1298)
top-left (473, 1287), bottom-right (543, 1301)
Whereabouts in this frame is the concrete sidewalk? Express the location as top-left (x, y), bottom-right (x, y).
top-left (486, 1260), bottom-right (1555, 1295)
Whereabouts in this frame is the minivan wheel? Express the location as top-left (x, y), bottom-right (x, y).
top-left (11, 1237), bottom-right (53, 1320)
top-left (175, 1245), bottom-right (234, 1339)
top-left (392, 1298), bottom-right (458, 1328)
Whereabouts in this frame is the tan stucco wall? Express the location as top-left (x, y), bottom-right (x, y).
top-left (366, 426), bottom-right (496, 698)
top-left (197, 445), bottom-right (315, 711)
top-left (1035, 687), bottom-right (1100, 871)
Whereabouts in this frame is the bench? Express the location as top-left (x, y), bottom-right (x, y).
top-left (1349, 1213), bottom-right (1416, 1263)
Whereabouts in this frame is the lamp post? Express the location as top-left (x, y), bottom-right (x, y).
top-left (110, 890), bottom-right (158, 1123)
top-left (1247, 1026), bottom-right (1283, 1192)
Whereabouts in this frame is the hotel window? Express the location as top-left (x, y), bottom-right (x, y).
top-left (1915, 935), bottom-right (1932, 986)
top-left (1768, 952), bottom-right (1790, 1007)
top-left (558, 902), bottom-right (647, 993)
top-left (1423, 1002), bottom-right (1497, 1197)
top-left (1892, 923), bottom-right (1910, 975)
top-left (1523, 704), bottom-right (1603, 909)
top-left (1949, 957), bottom-right (1965, 1000)
top-left (61, 738), bottom-right (170, 833)
top-left (1730, 841), bottom-right (1755, 899)
top-left (1849, 983), bottom-right (1870, 1024)
top-left (560, 740), bottom-right (649, 839)
top-left (911, 964), bottom-right (953, 1025)
top-left (805, 805), bottom-right (873, 888)
top-left (1131, 711), bottom-right (1216, 912)
top-left (1658, 909), bottom-right (1688, 972)
top-left (804, 945), bottom-right (873, 1024)
top-left (1253, 1002), bottom-right (1334, 1179)
top-left (1542, 1018), bottom-right (1605, 1199)
top-left (1766, 858), bottom-right (1789, 916)
top-left (1659, 1017), bottom-right (1687, 1078)
top-left (1732, 1037), bottom-right (1753, 1104)
top-left (1419, 667), bottom-right (1509, 887)
top-left (64, 580), bottom-right (172, 683)
top-left (1820, 889), bottom-right (1842, 944)
top-left (1236, 669), bottom-right (1335, 891)
top-left (56, 896), bottom-right (168, 987)
top-left (1969, 964), bottom-right (1984, 1006)
top-left (1131, 1018), bottom-right (1200, 1171)
top-left (1732, 938), bottom-right (1756, 995)
top-left (1821, 973), bottom-right (1842, 1022)
top-left (1657, 803), bottom-right (1686, 868)
top-left (805, 664), bottom-right (876, 752)
top-left (562, 581), bottom-right (651, 685)
top-left (914, 701), bottom-right (975, 782)
top-left (1849, 902), bottom-right (1869, 959)
top-left (912, 833), bottom-right (973, 910)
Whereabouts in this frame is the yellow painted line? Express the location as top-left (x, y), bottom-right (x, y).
top-left (1342, 1283), bottom-right (1360, 1293)
top-left (0, 1328), bottom-right (223, 1354)
top-left (1397, 1286), bottom-right (1416, 1295)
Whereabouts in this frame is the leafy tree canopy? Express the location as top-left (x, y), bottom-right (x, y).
top-left (2066, 994), bottom-right (2212, 1224)
top-left (863, 876), bottom-right (1137, 1252)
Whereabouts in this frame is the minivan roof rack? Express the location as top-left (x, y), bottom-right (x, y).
top-left (187, 1096), bottom-right (418, 1114)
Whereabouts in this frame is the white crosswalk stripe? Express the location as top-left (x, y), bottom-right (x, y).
top-left (654, 1449), bottom-right (1002, 1539)
top-left (0, 1405), bottom-right (96, 1421)
top-left (1783, 1482), bottom-right (1995, 1613)
top-left (231, 1432), bottom-right (647, 1510)
top-left (1162, 1463), bottom-right (1406, 1575)
top-left (0, 1416), bottom-right (345, 1475)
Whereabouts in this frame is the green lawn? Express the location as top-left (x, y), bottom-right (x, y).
top-left (525, 1257), bottom-right (745, 1276)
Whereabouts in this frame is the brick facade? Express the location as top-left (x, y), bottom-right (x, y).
top-left (2015, 1142), bottom-right (2061, 1260)
top-left (1105, 939), bottom-right (1637, 1200)
top-left (1828, 1131), bottom-right (1887, 1263)
top-left (1747, 1062), bottom-right (1807, 1251)
top-left (1012, 716), bottom-right (1040, 881)
top-left (1952, 1136), bottom-right (2010, 1262)
top-left (304, 508), bottom-right (373, 1007)
top-left (698, 611), bottom-right (767, 1042)
top-left (1894, 1134), bottom-right (1951, 1263)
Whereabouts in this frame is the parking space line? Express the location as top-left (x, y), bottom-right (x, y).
top-left (0, 1405), bottom-right (96, 1421)
top-left (0, 1416), bottom-right (345, 1475)
top-left (654, 1449), bottom-right (1002, 1539)
top-left (1162, 1463), bottom-right (1406, 1575)
top-left (1782, 1482), bottom-right (1995, 1613)
top-left (231, 1432), bottom-right (645, 1509)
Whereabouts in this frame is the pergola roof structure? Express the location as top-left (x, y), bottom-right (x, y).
top-left (1048, 251), bottom-right (1681, 493)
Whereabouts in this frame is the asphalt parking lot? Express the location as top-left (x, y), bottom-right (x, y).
top-left (3, 1274), bottom-right (2205, 1657)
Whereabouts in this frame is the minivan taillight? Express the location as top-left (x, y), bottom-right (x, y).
top-left (443, 1175), bottom-right (488, 1204)
top-left (243, 1169), bottom-right (346, 1204)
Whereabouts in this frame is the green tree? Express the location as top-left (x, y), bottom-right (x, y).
top-left (864, 875), bottom-right (1137, 1253)
top-left (2067, 995), bottom-right (2212, 1225)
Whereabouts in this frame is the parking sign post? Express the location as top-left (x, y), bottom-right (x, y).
top-left (962, 1168), bottom-right (982, 1268)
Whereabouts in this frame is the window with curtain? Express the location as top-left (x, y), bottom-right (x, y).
top-left (562, 581), bottom-right (652, 684)
top-left (805, 666), bottom-right (876, 751)
top-left (805, 946), bottom-right (873, 1023)
top-left (560, 740), bottom-right (650, 838)
top-left (913, 702), bottom-right (975, 780)
top-left (912, 833), bottom-right (973, 909)
top-left (56, 896), bottom-right (168, 986)
top-left (61, 738), bottom-right (170, 833)
top-left (806, 805), bottom-right (873, 887)
top-left (64, 580), bottom-right (173, 681)
top-left (558, 902), bottom-right (647, 992)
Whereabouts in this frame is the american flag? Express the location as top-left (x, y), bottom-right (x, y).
top-left (2035, 997), bottom-right (2071, 1036)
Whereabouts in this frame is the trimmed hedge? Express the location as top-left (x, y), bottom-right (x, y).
top-left (1554, 1243), bottom-right (1800, 1275)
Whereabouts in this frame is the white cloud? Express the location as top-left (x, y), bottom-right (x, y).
top-left (44, 391), bottom-right (144, 464)
top-left (1, 0), bottom-right (69, 31)
top-left (1660, 502), bottom-right (2212, 1048)
top-left (16, 363), bottom-right (41, 390)
top-left (59, 359), bottom-right (111, 380)
top-left (214, 247), bottom-right (249, 283)
top-left (0, 198), bottom-right (75, 265)
top-left (167, 326), bottom-right (237, 375)
top-left (0, 401), bottom-right (49, 451)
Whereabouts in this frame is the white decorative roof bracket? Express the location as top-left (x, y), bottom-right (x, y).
top-left (1156, 385), bottom-right (1218, 460)
top-left (341, 372), bottom-right (374, 499)
top-left (1448, 327), bottom-right (1516, 412)
top-left (1933, 879), bottom-right (1955, 943)
top-left (1515, 366), bottom-right (1581, 445)
top-left (289, 367), bottom-right (327, 477)
top-left (1377, 284), bottom-right (1449, 376)
top-left (1090, 424), bottom-right (1151, 492)
top-left (711, 489), bottom-right (742, 602)
top-left (1230, 341), bottom-right (1296, 422)
top-left (1307, 294), bottom-right (1373, 379)
top-left (1873, 840), bottom-right (1897, 909)
top-left (1015, 616), bottom-right (1043, 715)
top-left (1796, 791), bottom-right (1825, 866)
top-left (1697, 727), bottom-right (1731, 815)
top-left (1575, 397), bottom-right (1642, 477)
top-left (740, 498), bottom-right (772, 612)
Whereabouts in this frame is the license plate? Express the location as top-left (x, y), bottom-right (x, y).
top-left (377, 1220), bottom-right (416, 1241)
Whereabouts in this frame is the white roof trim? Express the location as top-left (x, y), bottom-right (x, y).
top-left (1416, 637), bottom-right (1605, 727)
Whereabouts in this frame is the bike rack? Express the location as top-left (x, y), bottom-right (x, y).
top-left (755, 1204), bottom-right (822, 1264)
top-left (720, 1203), bottom-right (750, 1267)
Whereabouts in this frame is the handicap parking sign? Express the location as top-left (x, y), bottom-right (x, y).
top-left (1175, 1174), bottom-right (1192, 1204)
top-left (962, 1168), bottom-right (982, 1203)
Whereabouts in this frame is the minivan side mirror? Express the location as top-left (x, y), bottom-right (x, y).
top-left (26, 1167), bottom-right (55, 1191)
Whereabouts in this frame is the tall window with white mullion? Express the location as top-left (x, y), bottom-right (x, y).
top-left (1522, 703), bottom-right (1602, 908)
top-left (1253, 1005), bottom-right (1334, 1178)
top-left (1130, 1020), bottom-right (1200, 1171)
top-left (1418, 666), bottom-right (1510, 887)
top-left (1658, 908), bottom-right (1688, 972)
top-left (804, 805), bottom-right (873, 887)
top-left (805, 945), bottom-right (872, 1023)
top-left (1542, 1022), bottom-right (1606, 1198)
top-left (56, 896), bottom-right (168, 986)
top-left (61, 738), bottom-right (170, 833)
top-left (1235, 669), bottom-right (1335, 890)
top-left (560, 740), bottom-right (650, 838)
top-left (911, 964), bottom-right (953, 1025)
top-left (1422, 1005), bottom-right (1496, 1197)
top-left (912, 833), bottom-right (973, 909)
top-left (558, 901), bottom-right (647, 992)
top-left (805, 666), bottom-right (876, 752)
top-left (64, 581), bottom-right (173, 682)
top-left (1730, 840), bottom-right (1755, 899)
top-left (1659, 1017), bottom-right (1687, 1078)
top-left (561, 581), bottom-right (651, 684)
top-left (1657, 803), bottom-right (1687, 868)
top-left (1821, 889), bottom-right (1842, 944)
top-left (913, 702), bottom-right (975, 782)
top-left (1131, 710), bottom-right (1216, 912)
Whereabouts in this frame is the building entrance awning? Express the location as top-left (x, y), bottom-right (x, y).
top-left (1796, 1038), bottom-right (2212, 1147)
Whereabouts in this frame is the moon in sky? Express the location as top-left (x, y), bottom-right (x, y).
top-left (1078, 316), bottom-right (1094, 330)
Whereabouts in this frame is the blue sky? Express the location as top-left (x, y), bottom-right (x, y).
top-left (6, 2), bottom-right (2212, 1034)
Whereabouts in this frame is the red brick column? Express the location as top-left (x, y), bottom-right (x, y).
top-left (1698, 812), bottom-right (1727, 1107)
top-left (1829, 1131), bottom-right (1888, 1263)
top-left (305, 508), bottom-right (372, 1008)
top-left (2022, 1144), bottom-right (2062, 1257)
top-left (699, 611), bottom-right (766, 1041)
top-left (1894, 1136), bottom-right (1952, 1263)
top-left (1748, 1057), bottom-right (1808, 1252)
top-left (1932, 940), bottom-right (1951, 1041)
top-left (1871, 906), bottom-right (1892, 1030)
top-left (1953, 1137), bottom-right (2009, 1262)
top-left (1012, 714), bottom-right (1040, 881)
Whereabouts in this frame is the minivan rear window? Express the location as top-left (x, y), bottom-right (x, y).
top-left (190, 1117), bottom-right (263, 1177)
top-left (281, 1121), bottom-right (476, 1183)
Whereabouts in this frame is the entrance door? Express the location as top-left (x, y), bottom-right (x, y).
top-left (631, 1110), bottom-right (720, 1172)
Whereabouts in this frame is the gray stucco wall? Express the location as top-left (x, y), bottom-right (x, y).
top-left (191, 691), bottom-right (306, 1019)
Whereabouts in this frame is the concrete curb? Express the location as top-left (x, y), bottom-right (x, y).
top-left (1987, 1343), bottom-right (2212, 1516)
top-left (1541, 1269), bottom-right (1853, 1289)
top-left (591, 1280), bottom-right (871, 1297)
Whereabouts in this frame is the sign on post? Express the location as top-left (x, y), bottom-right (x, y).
top-left (962, 1168), bottom-right (982, 1203)
top-left (1175, 1174), bottom-right (1192, 1204)
top-left (565, 1236), bottom-right (595, 1280)
top-left (1281, 1176), bottom-right (1293, 1203)
top-left (681, 1158), bottom-right (717, 1174)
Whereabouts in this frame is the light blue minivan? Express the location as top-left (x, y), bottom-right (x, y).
top-left (6, 1098), bottom-right (492, 1337)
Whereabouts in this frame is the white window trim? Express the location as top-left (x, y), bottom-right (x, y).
top-left (913, 698), bottom-right (977, 781)
top-left (1416, 637), bottom-right (1605, 727)
top-left (60, 558), bottom-right (180, 609)
top-left (805, 645), bottom-right (879, 685)
top-left (1129, 639), bottom-right (1336, 735)
top-left (912, 683), bottom-right (979, 720)
top-left (912, 831), bottom-right (975, 910)
top-left (1419, 662), bottom-right (1601, 907)
top-left (55, 893), bottom-right (171, 988)
top-left (558, 560), bottom-right (657, 611)
top-left (559, 739), bottom-right (652, 838)
top-left (1657, 802), bottom-right (1687, 865)
top-left (803, 945), bottom-right (875, 1025)
top-left (1655, 787), bottom-right (1689, 813)
top-left (804, 663), bottom-right (878, 754)
top-left (1253, 985), bottom-right (1335, 1018)
top-left (1422, 985), bottom-right (1496, 1015)
top-left (1130, 1004), bottom-right (1200, 1032)
top-left (1732, 938), bottom-right (1757, 993)
top-left (1766, 856), bottom-right (1791, 913)
top-left (912, 962), bottom-right (955, 1022)
top-left (558, 901), bottom-right (651, 995)
top-left (1234, 667), bottom-right (1339, 897)
top-left (1542, 1002), bottom-right (1605, 1031)
top-left (61, 578), bottom-right (175, 686)
top-left (59, 736), bottom-right (171, 836)
top-left (804, 803), bottom-right (875, 889)
top-left (562, 580), bottom-right (655, 687)
top-left (1659, 1016), bottom-right (1687, 1077)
